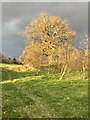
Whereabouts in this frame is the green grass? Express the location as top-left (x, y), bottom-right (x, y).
top-left (0, 64), bottom-right (88, 118)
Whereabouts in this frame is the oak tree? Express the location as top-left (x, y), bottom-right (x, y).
top-left (19, 11), bottom-right (76, 68)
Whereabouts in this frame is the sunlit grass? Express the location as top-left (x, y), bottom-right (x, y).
top-left (0, 63), bottom-right (17, 67)
top-left (1, 63), bottom-right (88, 118)
top-left (1, 63), bottom-right (36, 72)
top-left (2, 78), bottom-right (88, 118)
top-left (0, 75), bottom-right (43, 84)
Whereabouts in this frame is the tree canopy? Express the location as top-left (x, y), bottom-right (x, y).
top-left (21, 11), bottom-right (76, 44)
top-left (19, 11), bottom-right (88, 71)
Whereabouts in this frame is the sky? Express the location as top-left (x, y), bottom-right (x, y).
top-left (2, 2), bottom-right (88, 59)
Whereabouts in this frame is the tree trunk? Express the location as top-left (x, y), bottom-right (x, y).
top-left (59, 64), bottom-right (68, 80)
top-left (48, 55), bottom-right (53, 65)
top-left (82, 65), bottom-right (86, 80)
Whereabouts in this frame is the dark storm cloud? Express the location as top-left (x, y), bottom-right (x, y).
top-left (2, 2), bottom-right (88, 58)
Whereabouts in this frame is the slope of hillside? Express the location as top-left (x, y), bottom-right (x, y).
top-left (0, 64), bottom-right (88, 118)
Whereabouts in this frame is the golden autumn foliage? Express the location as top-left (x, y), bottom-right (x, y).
top-left (19, 11), bottom-right (88, 71)
top-left (21, 11), bottom-right (76, 43)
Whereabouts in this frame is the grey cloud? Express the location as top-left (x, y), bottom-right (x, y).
top-left (2, 2), bottom-right (88, 58)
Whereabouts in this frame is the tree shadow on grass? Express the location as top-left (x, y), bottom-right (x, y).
top-left (2, 70), bottom-right (40, 81)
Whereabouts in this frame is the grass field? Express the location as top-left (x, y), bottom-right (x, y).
top-left (0, 64), bottom-right (88, 118)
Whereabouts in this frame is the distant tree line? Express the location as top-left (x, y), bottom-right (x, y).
top-left (0, 53), bottom-right (22, 64)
